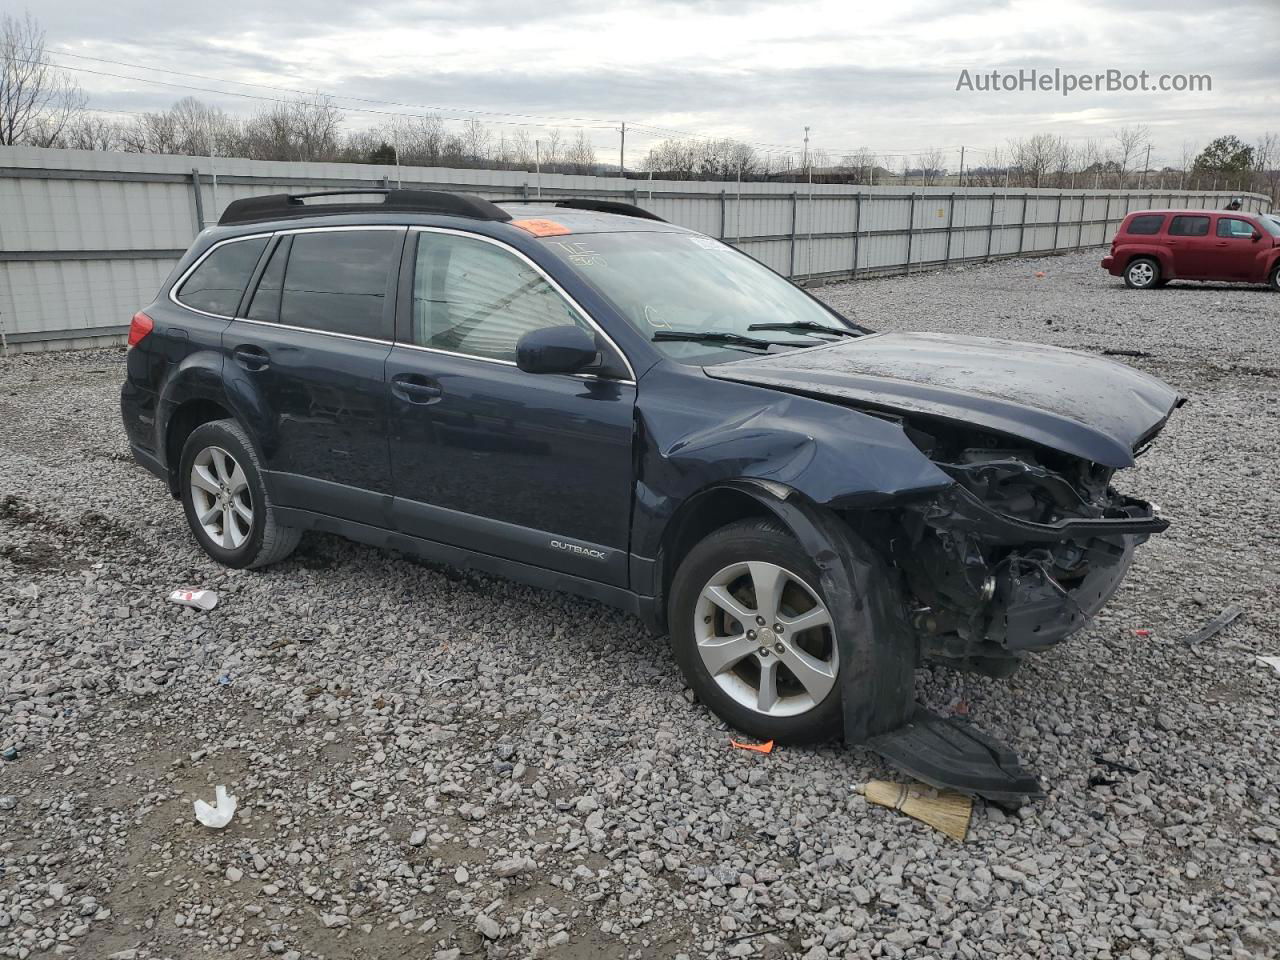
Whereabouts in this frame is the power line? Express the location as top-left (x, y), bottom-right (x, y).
top-left (44, 47), bottom-right (621, 127)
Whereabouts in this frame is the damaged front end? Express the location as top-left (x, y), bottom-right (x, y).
top-left (889, 426), bottom-right (1167, 673)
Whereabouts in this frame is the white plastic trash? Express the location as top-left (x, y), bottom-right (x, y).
top-left (194, 785), bottom-right (238, 829)
top-left (168, 589), bottom-right (219, 611)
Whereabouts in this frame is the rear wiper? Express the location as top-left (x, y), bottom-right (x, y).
top-left (748, 320), bottom-right (862, 338)
top-left (652, 330), bottom-right (812, 350)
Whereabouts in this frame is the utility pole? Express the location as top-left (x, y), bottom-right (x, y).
top-left (958, 146), bottom-right (965, 188)
top-left (619, 121), bottom-right (626, 177)
top-left (535, 140), bottom-right (542, 197)
top-left (393, 127), bottom-right (402, 188)
top-left (1140, 144), bottom-right (1151, 189)
top-left (805, 127), bottom-right (814, 277)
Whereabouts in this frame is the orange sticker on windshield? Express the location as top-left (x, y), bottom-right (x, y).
top-left (511, 218), bottom-right (571, 237)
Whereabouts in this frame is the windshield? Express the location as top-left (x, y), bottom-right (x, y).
top-left (539, 231), bottom-right (863, 363)
top-left (1259, 215), bottom-right (1280, 237)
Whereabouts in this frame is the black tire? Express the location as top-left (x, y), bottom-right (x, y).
top-left (179, 419), bottom-right (301, 569)
top-left (669, 518), bottom-right (843, 744)
top-left (1123, 257), bottom-right (1161, 290)
top-left (1269, 264), bottom-right (1280, 292)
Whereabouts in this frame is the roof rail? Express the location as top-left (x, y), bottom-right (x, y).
top-left (218, 189), bottom-right (513, 226)
top-left (497, 197), bottom-right (667, 223)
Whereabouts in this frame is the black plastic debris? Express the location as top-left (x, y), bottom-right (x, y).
top-left (1182, 604), bottom-right (1244, 647)
top-left (1093, 754), bottom-right (1141, 775)
top-left (868, 708), bottom-right (1044, 810)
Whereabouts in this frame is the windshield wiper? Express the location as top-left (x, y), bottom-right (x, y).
top-left (652, 330), bottom-right (813, 350)
top-left (747, 320), bottom-right (862, 338)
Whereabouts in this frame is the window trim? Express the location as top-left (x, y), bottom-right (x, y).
top-left (169, 232), bottom-right (274, 320)
top-left (403, 226), bottom-right (637, 383)
top-left (173, 224), bottom-right (636, 383)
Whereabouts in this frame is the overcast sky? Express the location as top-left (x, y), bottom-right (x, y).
top-left (28, 0), bottom-right (1280, 169)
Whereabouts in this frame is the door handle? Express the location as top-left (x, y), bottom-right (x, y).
top-left (233, 344), bottom-right (270, 371)
top-left (1215, 241), bottom-right (1229, 246)
top-left (391, 374), bottom-right (443, 404)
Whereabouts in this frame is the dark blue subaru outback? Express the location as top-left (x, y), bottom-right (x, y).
top-left (121, 189), bottom-right (1180, 757)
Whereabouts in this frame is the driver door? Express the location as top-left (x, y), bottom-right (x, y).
top-left (385, 228), bottom-right (637, 586)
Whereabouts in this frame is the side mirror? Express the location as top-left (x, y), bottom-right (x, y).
top-left (516, 325), bottom-right (598, 375)
top-left (1252, 231), bottom-right (1262, 242)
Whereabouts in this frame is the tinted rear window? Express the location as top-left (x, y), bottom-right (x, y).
top-left (278, 230), bottom-right (401, 339)
top-left (176, 237), bottom-right (269, 317)
top-left (1169, 215), bottom-right (1210, 237)
top-left (1125, 215), bottom-right (1165, 235)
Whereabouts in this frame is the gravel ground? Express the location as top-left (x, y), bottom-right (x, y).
top-left (1, 250), bottom-right (1277, 960)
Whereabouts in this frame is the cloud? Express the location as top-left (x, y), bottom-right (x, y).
top-left (30, 0), bottom-right (1280, 165)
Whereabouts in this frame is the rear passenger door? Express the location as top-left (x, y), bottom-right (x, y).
top-left (1165, 215), bottom-right (1213, 278)
top-left (225, 226), bottom-right (406, 527)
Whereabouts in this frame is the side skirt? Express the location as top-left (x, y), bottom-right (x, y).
top-left (274, 506), bottom-right (661, 627)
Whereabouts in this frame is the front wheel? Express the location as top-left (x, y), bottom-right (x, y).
top-left (1269, 264), bottom-right (1279, 292)
top-left (179, 419), bottom-right (300, 569)
top-left (1124, 257), bottom-right (1161, 289)
top-left (669, 518), bottom-right (843, 744)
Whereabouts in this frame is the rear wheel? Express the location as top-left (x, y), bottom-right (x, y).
top-left (179, 419), bottom-right (300, 569)
top-left (669, 519), bottom-right (843, 743)
top-left (1124, 257), bottom-right (1160, 289)
top-left (1269, 264), bottom-right (1279, 292)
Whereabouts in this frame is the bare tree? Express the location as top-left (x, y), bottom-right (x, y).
top-left (0, 12), bottom-right (86, 146)
top-left (1008, 134), bottom-right (1059, 187)
top-left (460, 119), bottom-right (491, 165)
top-left (564, 129), bottom-right (596, 174)
top-left (918, 146), bottom-right (946, 186)
top-left (1254, 132), bottom-right (1280, 204)
top-left (839, 148), bottom-right (877, 184)
top-left (62, 113), bottom-right (123, 151)
top-left (1112, 124), bottom-right (1151, 188)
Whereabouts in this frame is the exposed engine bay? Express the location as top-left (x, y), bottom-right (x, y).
top-left (882, 420), bottom-right (1167, 674)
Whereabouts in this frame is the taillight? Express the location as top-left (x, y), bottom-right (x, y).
top-left (127, 311), bottom-right (154, 348)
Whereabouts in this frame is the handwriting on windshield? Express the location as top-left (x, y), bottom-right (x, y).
top-left (551, 241), bottom-right (607, 267)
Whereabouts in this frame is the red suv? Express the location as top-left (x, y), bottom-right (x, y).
top-left (1102, 209), bottom-right (1280, 290)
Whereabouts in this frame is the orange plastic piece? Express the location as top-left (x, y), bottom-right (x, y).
top-left (511, 218), bottom-right (572, 237)
top-left (730, 739), bottom-right (774, 754)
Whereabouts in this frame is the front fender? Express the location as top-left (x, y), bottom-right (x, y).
top-left (719, 480), bottom-right (918, 743)
top-left (632, 368), bottom-right (952, 562)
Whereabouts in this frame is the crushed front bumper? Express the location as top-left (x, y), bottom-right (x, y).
top-left (903, 485), bottom-right (1166, 657)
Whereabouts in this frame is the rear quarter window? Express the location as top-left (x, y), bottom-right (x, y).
top-left (1125, 215), bottom-right (1165, 236)
top-left (175, 237), bottom-right (269, 317)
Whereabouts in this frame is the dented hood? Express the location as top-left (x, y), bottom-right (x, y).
top-left (704, 332), bottom-right (1182, 468)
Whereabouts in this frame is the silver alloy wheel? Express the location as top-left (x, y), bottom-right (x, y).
top-left (189, 445), bottom-right (253, 550)
top-left (693, 561), bottom-right (838, 717)
top-left (1128, 261), bottom-right (1155, 286)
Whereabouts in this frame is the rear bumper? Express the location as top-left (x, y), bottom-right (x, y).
top-left (1100, 255), bottom-right (1118, 274)
top-left (121, 381), bottom-right (171, 489)
top-left (129, 443), bottom-right (169, 483)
